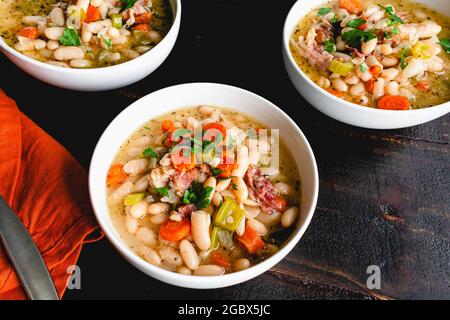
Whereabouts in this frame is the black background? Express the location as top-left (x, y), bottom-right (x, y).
top-left (1, 0), bottom-right (449, 299)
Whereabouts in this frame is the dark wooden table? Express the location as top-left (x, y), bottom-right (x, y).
top-left (1, 0), bottom-right (449, 300)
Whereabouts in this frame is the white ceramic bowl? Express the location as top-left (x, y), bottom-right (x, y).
top-left (0, 0), bottom-right (181, 91)
top-left (89, 83), bottom-right (319, 289)
top-left (283, 0), bottom-right (450, 129)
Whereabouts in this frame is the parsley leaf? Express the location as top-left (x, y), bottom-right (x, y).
top-left (59, 28), bottom-right (80, 46)
top-left (196, 187), bottom-right (214, 209)
top-left (156, 187), bottom-right (169, 197)
top-left (121, 0), bottom-right (138, 10)
top-left (143, 147), bottom-right (158, 158)
top-left (392, 27), bottom-right (400, 35)
top-left (318, 7), bottom-right (332, 16)
top-left (384, 32), bottom-right (391, 39)
top-left (323, 39), bottom-right (336, 53)
top-left (439, 39), bottom-right (450, 53)
top-left (379, 4), bottom-right (404, 25)
top-left (231, 183), bottom-right (238, 190)
top-left (102, 36), bottom-right (112, 50)
top-left (347, 18), bottom-right (367, 28)
top-left (182, 181), bottom-right (213, 209)
top-left (400, 47), bottom-right (408, 70)
top-left (211, 167), bottom-right (223, 177)
top-left (342, 29), bottom-right (376, 48)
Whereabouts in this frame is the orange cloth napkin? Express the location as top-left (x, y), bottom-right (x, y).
top-left (0, 89), bottom-right (101, 299)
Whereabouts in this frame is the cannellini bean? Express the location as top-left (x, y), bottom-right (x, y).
top-left (38, 48), bottom-right (53, 58)
top-left (220, 190), bottom-right (236, 199)
top-left (49, 8), bottom-right (65, 26)
top-left (33, 40), bottom-right (46, 50)
top-left (193, 265), bottom-right (225, 276)
top-left (203, 177), bottom-right (216, 203)
top-left (148, 202), bottom-right (170, 215)
top-left (361, 38), bottom-right (378, 55)
top-left (191, 211), bottom-right (211, 251)
top-left (417, 21), bottom-right (442, 39)
top-left (134, 174), bottom-right (150, 192)
top-left (351, 56), bottom-right (365, 65)
top-left (368, 10), bottom-right (384, 22)
top-left (125, 214), bottom-right (139, 234)
top-left (90, 0), bottom-right (103, 6)
top-left (424, 56), bottom-right (443, 72)
top-left (136, 227), bottom-right (157, 246)
top-left (349, 82), bottom-right (366, 97)
top-left (77, 0), bottom-right (90, 12)
top-left (231, 146), bottom-right (249, 178)
top-left (236, 216), bottom-right (246, 236)
top-left (260, 167), bottom-right (279, 176)
top-left (332, 78), bottom-right (348, 92)
top-left (363, 4), bottom-right (379, 17)
top-left (106, 52), bottom-right (121, 62)
top-left (256, 211), bottom-right (281, 225)
top-left (244, 205), bottom-right (261, 219)
top-left (344, 74), bottom-right (359, 85)
top-left (86, 22), bottom-right (103, 33)
top-left (356, 67), bottom-right (372, 81)
top-left (233, 258), bottom-right (250, 272)
top-left (176, 266), bottom-right (192, 275)
top-left (179, 240), bottom-right (200, 270)
top-left (150, 213), bottom-right (168, 225)
top-left (22, 16), bottom-right (46, 25)
top-left (135, 45), bottom-right (152, 54)
top-left (130, 201), bottom-right (149, 219)
top-left (139, 246), bottom-right (161, 266)
top-left (372, 78), bottom-right (385, 99)
top-left (381, 56), bottom-right (398, 67)
top-left (212, 192), bottom-right (223, 207)
top-left (123, 159), bottom-right (148, 176)
top-left (159, 246), bottom-right (183, 266)
top-left (402, 58), bottom-right (426, 79)
top-left (385, 81), bottom-right (399, 95)
top-left (198, 105), bottom-right (215, 115)
top-left (281, 207), bottom-right (299, 228)
top-left (215, 178), bottom-right (231, 192)
top-left (317, 76), bottom-right (331, 88)
top-left (54, 46), bottom-right (84, 61)
top-left (44, 27), bottom-right (64, 40)
top-left (336, 36), bottom-right (346, 51)
top-left (81, 27), bottom-right (92, 43)
top-left (359, 95), bottom-right (369, 105)
top-left (274, 182), bottom-right (292, 195)
top-left (109, 181), bottom-right (133, 203)
top-left (231, 176), bottom-right (248, 203)
top-left (122, 49), bottom-right (140, 60)
top-left (47, 40), bottom-right (59, 50)
top-left (248, 219), bottom-right (267, 235)
top-left (381, 68), bottom-right (399, 81)
top-left (365, 55), bottom-right (381, 67)
top-left (46, 60), bottom-right (70, 67)
top-left (70, 58), bottom-right (91, 68)
top-left (380, 44), bottom-right (393, 55)
top-left (107, 27), bottom-right (120, 38)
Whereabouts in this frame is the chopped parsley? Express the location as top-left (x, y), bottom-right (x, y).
top-left (384, 32), bottom-right (391, 39)
top-left (156, 187), bottom-right (169, 197)
top-left (102, 36), bottom-right (112, 49)
top-left (318, 7), bottom-right (332, 16)
top-left (231, 183), bottom-right (238, 191)
top-left (360, 63), bottom-right (368, 73)
top-left (182, 181), bottom-right (214, 209)
top-left (59, 28), bottom-right (80, 46)
top-left (400, 47), bottom-right (408, 70)
top-left (211, 167), bottom-right (223, 177)
top-left (323, 39), bottom-right (336, 53)
top-left (342, 29), bottom-right (377, 48)
top-left (142, 147), bottom-right (158, 158)
top-left (121, 0), bottom-right (138, 10)
top-left (439, 39), bottom-right (450, 53)
top-left (392, 27), bottom-right (400, 35)
top-left (378, 4), bottom-right (404, 25)
top-left (347, 18), bottom-right (367, 29)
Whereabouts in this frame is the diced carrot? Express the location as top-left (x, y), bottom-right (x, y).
top-left (202, 123), bottom-right (227, 142)
top-left (211, 252), bottom-right (231, 268)
top-left (161, 119), bottom-right (175, 132)
top-left (377, 95), bottom-right (410, 110)
top-left (369, 65), bottom-right (382, 76)
top-left (325, 88), bottom-right (345, 98)
top-left (364, 79), bottom-right (375, 93)
top-left (133, 24), bottom-right (150, 32)
top-left (415, 80), bottom-right (430, 92)
top-left (272, 197), bottom-right (287, 213)
top-left (172, 150), bottom-right (196, 172)
top-left (358, 22), bottom-right (368, 30)
top-left (339, 0), bottom-right (363, 14)
top-left (216, 151), bottom-right (237, 178)
top-left (159, 218), bottom-right (191, 242)
top-left (17, 27), bottom-right (39, 39)
top-left (237, 225), bottom-right (265, 254)
top-left (85, 5), bottom-right (101, 23)
top-left (106, 163), bottom-right (128, 187)
top-left (135, 12), bottom-right (153, 24)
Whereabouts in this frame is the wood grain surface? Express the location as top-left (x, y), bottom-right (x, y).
top-left (0, 0), bottom-right (448, 299)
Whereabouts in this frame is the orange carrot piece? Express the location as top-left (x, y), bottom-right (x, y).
top-left (133, 24), bottom-right (150, 32)
top-left (377, 95), bottom-right (410, 110)
top-left (325, 88), bottom-right (345, 98)
top-left (135, 12), bottom-right (153, 24)
top-left (17, 27), bottom-right (39, 39)
top-left (159, 218), bottom-right (191, 242)
top-left (85, 5), bottom-right (101, 23)
top-left (415, 80), bottom-right (430, 92)
top-left (369, 65), bottom-right (382, 76)
top-left (364, 79), bottom-right (375, 93)
top-left (161, 120), bottom-right (175, 132)
top-left (339, 0), bottom-right (363, 14)
top-left (106, 163), bottom-right (128, 187)
top-left (211, 252), bottom-right (231, 268)
top-left (237, 225), bottom-right (265, 254)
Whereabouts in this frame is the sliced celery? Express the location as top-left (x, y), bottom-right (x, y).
top-left (328, 59), bottom-right (353, 75)
top-left (124, 193), bottom-right (145, 206)
top-left (214, 198), bottom-right (245, 232)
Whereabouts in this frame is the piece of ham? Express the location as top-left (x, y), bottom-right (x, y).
top-left (177, 204), bottom-right (196, 217)
top-left (245, 166), bottom-right (286, 215)
top-left (171, 168), bottom-right (200, 195)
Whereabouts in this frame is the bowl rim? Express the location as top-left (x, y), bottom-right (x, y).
top-left (0, 0), bottom-right (181, 74)
top-left (88, 82), bottom-right (319, 288)
top-left (282, 0), bottom-right (450, 114)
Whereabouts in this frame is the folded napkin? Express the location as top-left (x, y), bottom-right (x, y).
top-left (0, 89), bottom-right (101, 299)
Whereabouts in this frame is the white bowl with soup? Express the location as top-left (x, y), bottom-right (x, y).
top-left (0, 0), bottom-right (180, 91)
top-left (89, 83), bottom-right (319, 288)
top-left (283, 0), bottom-right (450, 129)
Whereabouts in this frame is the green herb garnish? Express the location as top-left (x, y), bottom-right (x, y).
top-left (102, 36), bottom-right (112, 50)
top-left (323, 39), bottom-right (336, 53)
top-left (342, 29), bottom-right (377, 48)
top-left (347, 18), bottom-right (366, 28)
top-left (121, 0), bottom-right (138, 10)
top-left (378, 4), bottom-right (404, 25)
top-left (143, 147), bottom-right (158, 158)
top-left (211, 167), bottom-right (223, 177)
top-left (392, 27), bottom-right (400, 35)
top-left (59, 28), bottom-right (80, 46)
top-left (182, 181), bottom-right (213, 209)
top-left (439, 39), bottom-right (450, 53)
top-left (231, 183), bottom-right (238, 191)
top-left (400, 47), bottom-right (408, 70)
top-left (156, 187), bottom-right (169, 197)
top-left (384, 32), bottom-right (391, 39)
top-left (360, 63), bottom-right (368, 73)
top-left (318, 7), bottom-right (332, 15)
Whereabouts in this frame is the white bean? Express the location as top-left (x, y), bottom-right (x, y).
top-left (81, 27), bottom-right (92, 43)
top-left (336, 36), bottom-right (346, 51)
top-left (47, 40), bottom-right (59, 50)
top-left (139, 246), bottom-right (161, 266)
top-left (368, 10), bottom-right (384, 22)
top-left (372, 78), bottom-right (386, 99)
top-left (281, 207), bottom-right (299, 228)
top-left (317, 76), bottom-right (331, 88)
top-left (109, 181), bottom-right (133, 203)
top-left (381, 68), bottom-right (399, 81)
top-left (147, 30), bottom-right (162, 43)
top-left (125, 214), bottom-right (139, 234)
top-left (159, 246), bottom-right (183, 266)
top-left (361, 38), bottom-right (378, 55)
top-left (236, 216), bottom-right (246, 236)
top-left (130, 201), bottom-right (149, 219)
top-left (54, 46), bottom-right (84, 61)
top-left (256, 211), bottom-right (281, 225)
top-left (231, 146), bottom-right (249, 178)
top-left (385, 81), bottom-right (399, 96)
top-left (136, 227), bottom-right (157, 246)
top-left (332, 78), bottom-right (348, 92)
top-left (402, 58), bottom-right (426, 79)
top-left (233, 258), bottom-right (250, 272)
top-left (212, 192), bottom-right (223, 207)
top-left (365, 55), bottom-right (381, 67)
top-left (176, 266), bottom-right (192, 275)
top-left (193, 265), bottom-right (225, 276)
top-left (44, 27), bottom-right (65, 40)
top-left (106, 52), bottom-right (121, 62)
top-left (134, 174), bottom-right (150, 192)
top-left (191, 211), bottom-right (211, 251)
top-left (46, 60), bottom-right (70, 67)
top-left (49, 8), bottom-right (65, 27)
top-left (231, 176), bottom-right (248, 203)
top-left (90, 0), bottom-right (103, 6)
top-left (248, 219), bottom-right (267, 235)
top-left (215, 178), bottom-right (231, 192)
top-left (350, 82), bottom-right (366, 97)
top-left (77, 0), bottom-right (90, 12)
top-left (198, 105), bottom-right (215, 115)
top-left (381, 56), bottom-right (398, 67)
top-left (344, 74), bottom-right (360, 85)
top-left (33, 40), bottom-right (46, 50)
top-left (179, 240), bottom-right (200, 270)
top-left (380, 44), bottom-right (393, 55)
top-left (86, 22), bottom-right (103, 33)
top-left (203, 176), bottom-right (216, 204)
top-left (107, 27), bottom-right (120, 39)
top-left (123, 158), bottom-right (148, 176)
top-left (70, 58), bottom-right (91, 68)
top-left (274, 182), bottom-right (292, 195)
top-left (244, 205), bottom-right (261, 219)
top-left (22, 16), bottom-right (46, 25)
top-left (150, 213), bottom-right (168, 225)
top-left (148, 202), bottom-right (170, 215)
